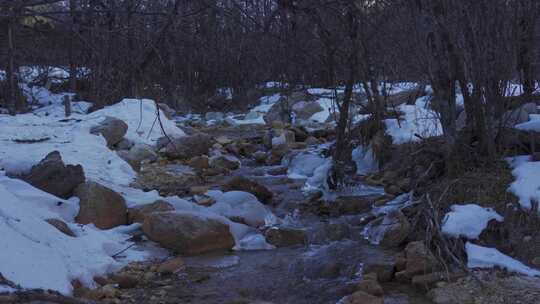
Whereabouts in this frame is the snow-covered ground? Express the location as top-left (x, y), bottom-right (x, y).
top-left (507, 155), bottom-right (540, 210)
top-left (442, 204), bottom-right (503, 239)
top-left (466, 242), bottom-right (540, 276)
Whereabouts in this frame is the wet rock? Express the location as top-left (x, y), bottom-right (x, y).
top-left (205, 111), bottom-right (225, 121)
top-left (162, 133), bottom-right (214, 160)
top-left (222, 176), bottom-right (273, 204)
top-left (194, 194), bottom-right (216, 206)
top-left (90, 116), bottom-right (128, 147)
top-left (128, 200), bottom-right (175, 224)
top-left (157, 257), bottom-right (185, 274)
top-left (190, 185), bottom-right (210, 195)
top-left (253, 151), bottom-right (267, 163)
top-left (341, 291), bottom-right (384, 304)
top-left (45, 218), bottom-right (76, 237)
top-left (264, 227), bottom-right (306, 247)
top-left (334, 195), bottom-right (375, 215)
top-left (395, 241), bottom-right (439, 282)
top-left (267, 166), bottom-right (288, 176)
top-left (75, 181), bottom-right (127, 229)
top-left (271, 129), bottom-right (295, 147)
top-left (209, 154), bottom-right (241, 170)
top-left (267, 143), bottom-right (290, 165)
top-left (305, 136), bottom-right (320, 146)
top-left (19, 151), bottom-right (85, 199)
top-left (117, 143), bottom-right (157, 172)
top-left (142, 212), bottom-right (235, 255)
top-left (379, 210), bottom-right (411, 248)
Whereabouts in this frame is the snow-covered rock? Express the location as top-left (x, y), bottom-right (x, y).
top-left (207, 191), bottom-right (276, 228)
top-left (442, 204), bottom-right (503, 239)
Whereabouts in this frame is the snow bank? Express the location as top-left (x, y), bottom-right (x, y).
top-left (515, 114), bottom-right (540, 132)
top-left (384, 96), bottom-right (442, 144)
top-left (0, 173), bottom-right (147, 295)
top-left (442, 204), bottom-right (503, 239)
top-left (89, 99), bottom-right (184, 145)
top-left (507, 156), bottom-right (540, 210)
top-left (310, 98), bottom-right (335, 123)
top-left (466, 242), bottom-right (540, 276)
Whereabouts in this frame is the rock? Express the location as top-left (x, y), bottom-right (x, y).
top-left (215, 135), bottom-right (233, 145)
top-left (267, 166), bottom-right (288, 176)
top-left (45, 218), bottom-right (76, 237)
top-left (271, 130), bottom-right (295, 147)
top-left (335, 195), bottom-right (375, 215)
top-left (209, 154), bottom-right (241, 170)
top-left (116, 138), bottom-right (134, 150)
top-left (502, 102), bottom-right (537, 127)
top-left (158, 103), bottom-right (175, 119)
top-left (412, 271), bottom-right (465, 290)
top-left (162, 133), bottom-right (214, 160)
top-left (190, 186), bottom-right (210, 195)
top-left (19, 151), bottom-right (85, 199)
top-left (305, 136), bottom-right (320, 146)
top-left (117, 143), bottom-right (157, 172)
top-left (157, 257), bottom-right (185, 274)
top-left (90, 116), bottom-right (128, 147)
top-left (205, 111), bottom-right (225, 121)
top-left (222, 176), bottom-right (273, 204)
top-left (264, 101), bottom-right (292, 125)
top-left (395, 241), bottom-right (439, 282)
top-left (194, 194), bottom-right (216, 207)
top-left (384, 184), bottom-right (403, 196)
top-left (128, 200), bottom-right (175, 224)
top-left (356, 278), bottom-right (384, 297)
top-left (111, 273), bottom-right (138, 289)
top-left (385, 87), bottom-right (425, 107)
top-left (74, 182), bottom-right (127, 229)
top-left (532, 257), bottom-right (540, 267)
top-left (341, 291), bottom-right (384, 304)
top-left (379, 210), bottom-right (411, 247)
top-left (264, 227), bottom-right (306, 247)
top-left (267, 143), bottom-right (290, 165)
top-left (427, 285), bottom-right (474, 304)
top-left (142, 212), bottom-right (235, 255)
top-left (188, 155), bottom-right (210, 171)
top-left (291, 101), bottom-right (324, 120)
top-left (135, 163), bottom-right (200, 197)
top-left (363, 262), bottom-right (396, 283)
top-left (253, 151), bottom-right (267, 163)
top-left (456, 110), bottom-right (467, 131)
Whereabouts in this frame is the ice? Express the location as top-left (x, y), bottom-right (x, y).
top-left (466, 242), bottom-right (540, 276)
top-left (351, 145), bottom-right (378, 175)
top-left (442, 204), bottom-right (503, 239)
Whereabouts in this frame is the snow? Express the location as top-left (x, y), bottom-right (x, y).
top-left (351, 146), bottom-right (378, 175)
top-left (466, 242), bottom-right (540, 276)
top-left (0, 286), bottom-right (15, 293)
top-left (507, 155), bottom-right (540, 210)
top-left (287, 152), bottom-right (328, 179)
top-left (0, 173), bottom-right (148, 295)
top-left (207, 191), bottom-right (276, 228)
top-left (310, 97), bottom-right (335, 123)
top-left (442, 204), bottom-right (503, 239)
top-left (384, 95), bottom-right (442, 144)
top-left (515, 114), bottom-right (540, 132)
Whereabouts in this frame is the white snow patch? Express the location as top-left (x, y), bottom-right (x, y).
top-left (442, 204), bottom-right (503, 239)
top-left (507, 155), bottom-right (540, 210)
top-left (208, 191), bottom-right (276, 228)
top-left (0, 173), bottom-right (147, 295)
top-left (466, 242), bottom-right (540, 276)
top-left (352, 146), bottom-right (378, 175)
top-left (384, 96), bottom-right (442, 144)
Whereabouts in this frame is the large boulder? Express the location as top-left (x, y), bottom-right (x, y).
top-left (341, 291), bottom-right (383, 304)
top-left (222, 176), bottom-right (273, 204)
top-left (134, 163), bottom-right (201, 197)
top-left (161, 133), bottom-right (214, 160)
top-left (74, 182), bottom-right (128, 229)
top-left (264, 227), bottom-right (306, 247)
top-left (20, 151), bottom-right (85, 199)
top-left (502, 102), bottom-right (537, 127)
top-left (379, 210), bottom-right (411, 247)
top-left (209, 154), bottom-right (241, 170)
top-left (385, 87), bottom-right (425, 107)
top-left (142, 212), bottom-right (235, 255)
top-left (127, 200), bottom-right (175, 224)
top-left (291, 101), bottom-right (324, 120)
top-left (90, 116), bottom-right (128, 147)
top-left (117, 143), bottom-right (157, 172)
